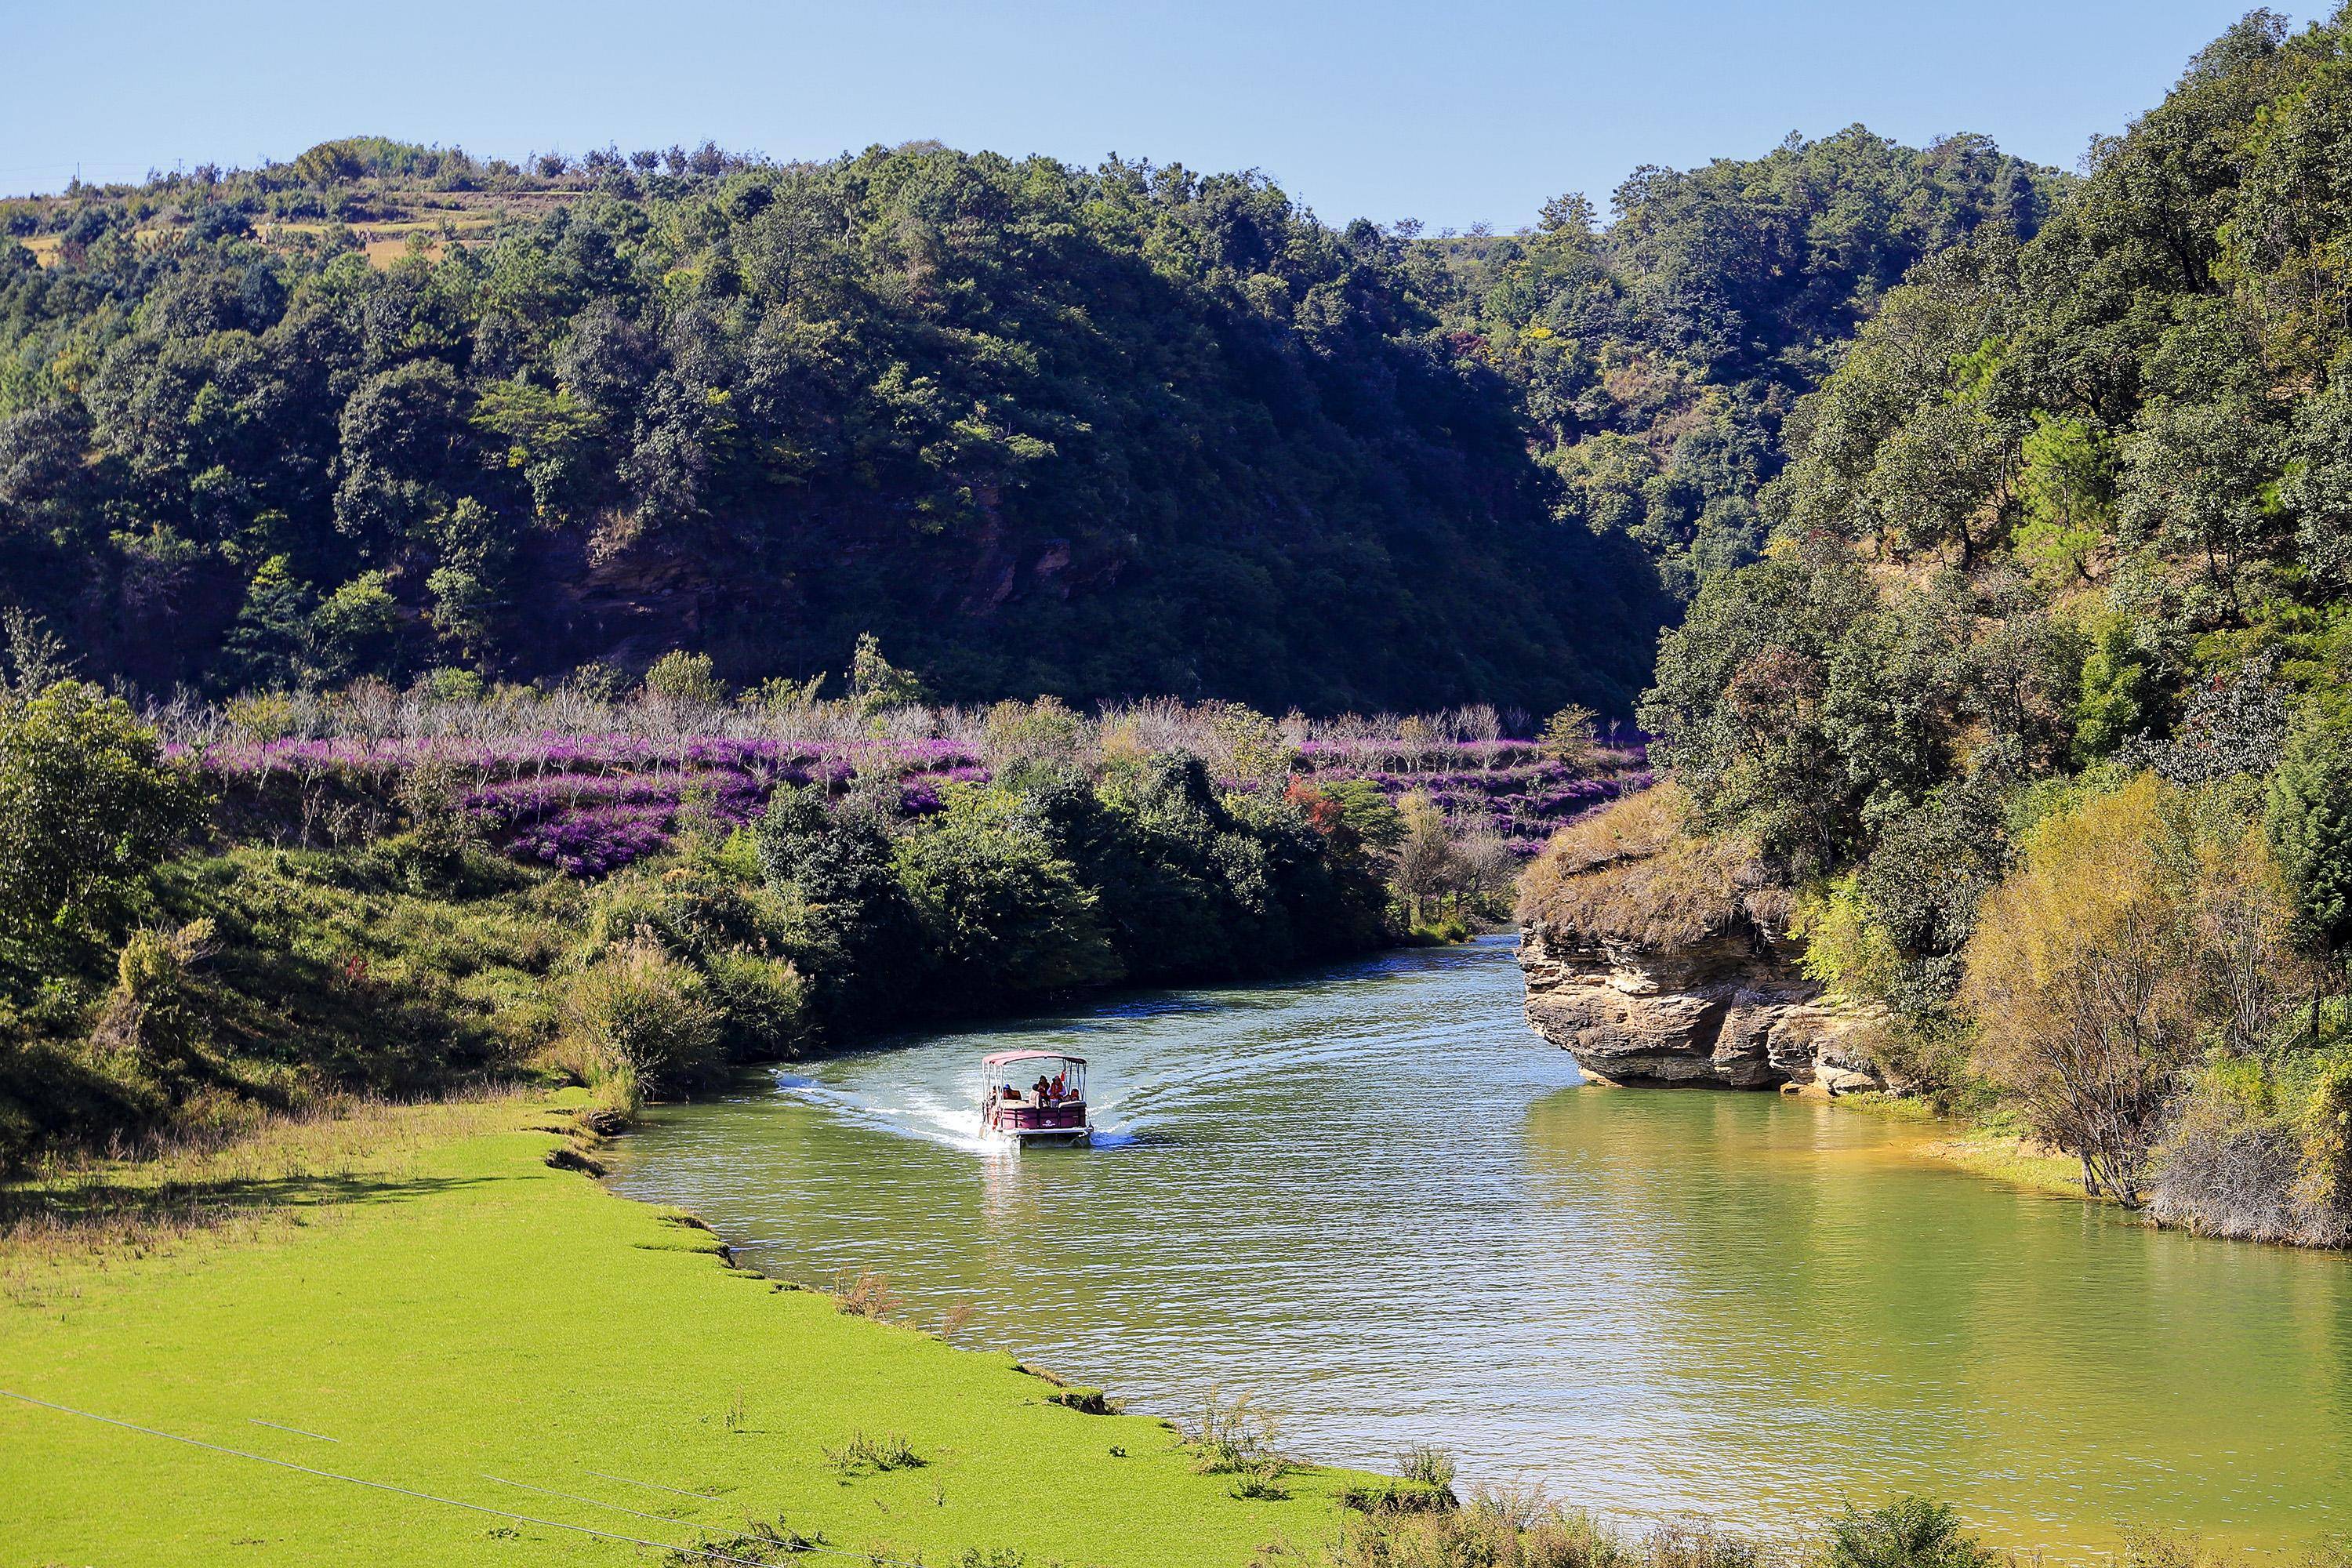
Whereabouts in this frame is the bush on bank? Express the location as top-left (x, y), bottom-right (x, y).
top-left (0, 677), bottom-right (1482, 1169)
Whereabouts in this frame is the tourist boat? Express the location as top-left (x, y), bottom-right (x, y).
top-left (979, 1050), bottom-right (1092, 1145)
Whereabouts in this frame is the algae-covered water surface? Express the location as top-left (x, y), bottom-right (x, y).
top-left (607, 935), bottom-right (2352, 1554)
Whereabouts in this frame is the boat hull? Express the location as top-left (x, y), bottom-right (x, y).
top-left (993, 1123), bottom-right (1092, 1147)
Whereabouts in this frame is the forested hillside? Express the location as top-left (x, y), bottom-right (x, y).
top-left (1594, 10), bottom-right (2352, 1244)
top-left (0, 145), bottom-right (1671, 713)
top-left (1441, 129), bottom-right (2058, 594)
top-left (0, 123), bottom-right (2056, 713)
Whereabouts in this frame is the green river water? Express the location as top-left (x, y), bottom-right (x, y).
top-left (605, 935), bottom-right (2352, 1555)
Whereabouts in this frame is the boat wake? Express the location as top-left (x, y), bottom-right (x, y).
top-left (770, 1066), bottom-right (1157, 1152)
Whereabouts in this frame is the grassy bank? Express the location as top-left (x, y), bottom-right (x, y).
top-left (0, 1091), bottom-right (1377, 1567)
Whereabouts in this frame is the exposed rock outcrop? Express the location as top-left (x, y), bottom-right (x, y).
top-left (1518, 919), bottom-right (1886, 1093)
top-left (1515, 783), bottom-right (1888, 1094)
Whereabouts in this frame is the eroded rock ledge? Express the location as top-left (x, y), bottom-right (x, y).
top-left (1514, 782), bottom-right (1887, 1094)
top-left (1518, 920), bottom-right (1886, 1094)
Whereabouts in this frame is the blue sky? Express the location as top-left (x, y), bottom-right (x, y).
top-left (0, 1), bottom-right (2314, 227)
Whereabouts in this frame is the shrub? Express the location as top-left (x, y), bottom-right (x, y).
top-left (0, 681), bottom-right (208, 968)
top-left (371, 754), bottom-right (488, 893)
top-left (89, 920), bottom-right (217, 1074)
top-left (822, 1429), bottom-right (923, 1474)
top-left (1821, 1497), bottom-right (1998, 1568)
top-left (833, 1269), bottom-right (899, 1319)
top-left (557, 940), bottom-right (724, 1098)
top-left (1398, 1443), bottom-right (1458, 1491)
top-left (641, 649), bottom-right (726, 705)
top-left (700, 949), bottom-right (813, 1060)
top-left (1184, 1387), bottom-right (1289, 1479)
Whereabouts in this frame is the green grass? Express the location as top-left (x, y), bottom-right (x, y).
top-left (0, 1092), bottom-right (1373, 1566)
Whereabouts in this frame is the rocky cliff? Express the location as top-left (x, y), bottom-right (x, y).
top-left (1518, 920), bottom-right (1886, 1094)
top-left (1513, 783), bottom-right (1888, 1094)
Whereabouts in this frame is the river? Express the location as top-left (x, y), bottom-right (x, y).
top-left (604, 935), bottom-right (2352, 1555)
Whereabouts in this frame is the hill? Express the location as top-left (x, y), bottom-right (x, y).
top-left (0, 142), bottom-right (1669, 714)
top-left (0, 127), bottom-right (2061, 713)
top-left (1578, 9), bottom-right (2352, 1245)
top-left (1439, 127), bottom-right (2061, 596)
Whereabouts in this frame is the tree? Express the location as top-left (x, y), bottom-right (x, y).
top-left (2012, 414), bottom-right (2113, 586)
top-left (1537, 705), bottom-right (1602, 771)
top-left (641, 649), bottom-right (727, 706)
top-left (848, 633), bottom-right (928, 716)
top-left (1824, 1498), bottom-right (1998, 1568)
top-left (2267, 719), bottom-right (2352, 1009)
top-left (0, 681), bottom-right (207, 968)
top-left (1389, 791), bottom-right (1471, 929)
top-left (1962, 775), bottom-right (2300, 1203)
top-left (310, 571), bottom-right (403, 681)
top-left (222, 555), bottom-right (318, 691)
top-left (893, 787), bottom-right (1122, 996)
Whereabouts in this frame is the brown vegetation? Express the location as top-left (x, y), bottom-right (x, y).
top-left (1516, 785), bottom-right (1786, 949)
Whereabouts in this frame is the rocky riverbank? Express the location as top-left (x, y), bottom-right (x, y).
top-left (1517, 919), bottom-right (1886, 1093)
top-left (1513, 783), bottom-right (1887, 1094)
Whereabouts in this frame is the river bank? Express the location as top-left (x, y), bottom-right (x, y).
top-left (0, 1089), bottom-right (1387, 1566)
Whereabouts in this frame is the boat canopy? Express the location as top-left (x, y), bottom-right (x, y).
top-left (982, 1049), bottom-right (1087, 1067)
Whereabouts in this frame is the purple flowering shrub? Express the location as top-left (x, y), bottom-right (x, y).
top-left (186, 722), bottom-right (1650, 877)
top-left (1294, 736), bottom-right (1650, 856)
top-left (192, 734), bottom-right (985, 876)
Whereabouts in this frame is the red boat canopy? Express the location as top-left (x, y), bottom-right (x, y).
top-left (982, 1049), bottom-right (1087, 1066)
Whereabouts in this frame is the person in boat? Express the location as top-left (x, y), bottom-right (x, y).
top-left (1049, 1072), bottom-right (1065, 1101)
top-left (1033, 1074), bottom-right (1051, 1104)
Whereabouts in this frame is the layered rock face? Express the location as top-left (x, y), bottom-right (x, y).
top-left (1519, 920), bottom-right (1886, 1094)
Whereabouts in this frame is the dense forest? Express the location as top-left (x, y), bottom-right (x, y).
top-left (0, 145), bottom-right (1665, 713)
top-left (1439, 129), bottom-right (2055, 596)
top-left (0, 122), bottom-right (2054, 713)
top-left (1566, 9), bottom-right (2352, 1246)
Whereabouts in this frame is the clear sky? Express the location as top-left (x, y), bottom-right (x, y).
top-left (0, 1), bottom-right (2316, 228)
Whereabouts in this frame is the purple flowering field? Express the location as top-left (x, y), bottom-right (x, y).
top-left (188, 731), bottom-right (1646, 877)
top-left (1293, 739), bottom-right (1651, 858)
top-left (191, 735), bottom-right (985, 877)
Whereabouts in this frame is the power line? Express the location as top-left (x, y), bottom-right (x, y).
top-left (584, 1466), bottom-right (719, 1500)
top-left (1, 1388), bottom-right (927, 1568)
top-left (479, 1471), bottom-right (701, 1527)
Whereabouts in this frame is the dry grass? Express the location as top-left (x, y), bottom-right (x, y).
top-left (0, 1089), bottom-right (532, 1304)
top-left (1516, 786), bottom-right (1781, 949)
top-left (832, 1268), bottom-right (902, 1319)
top-left (1262, 1484), bottom-right (1791, 1568)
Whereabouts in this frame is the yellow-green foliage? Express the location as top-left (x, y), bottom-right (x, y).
top-left (1965, 775), bottom-right (2307, 1203)
top-left (91, 920), bottom-right (216, 1072)
top-left (1791, 875), bottom-right (1900, 1000)
top-left (2299, 1051), bottom-right (2352, 1215)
